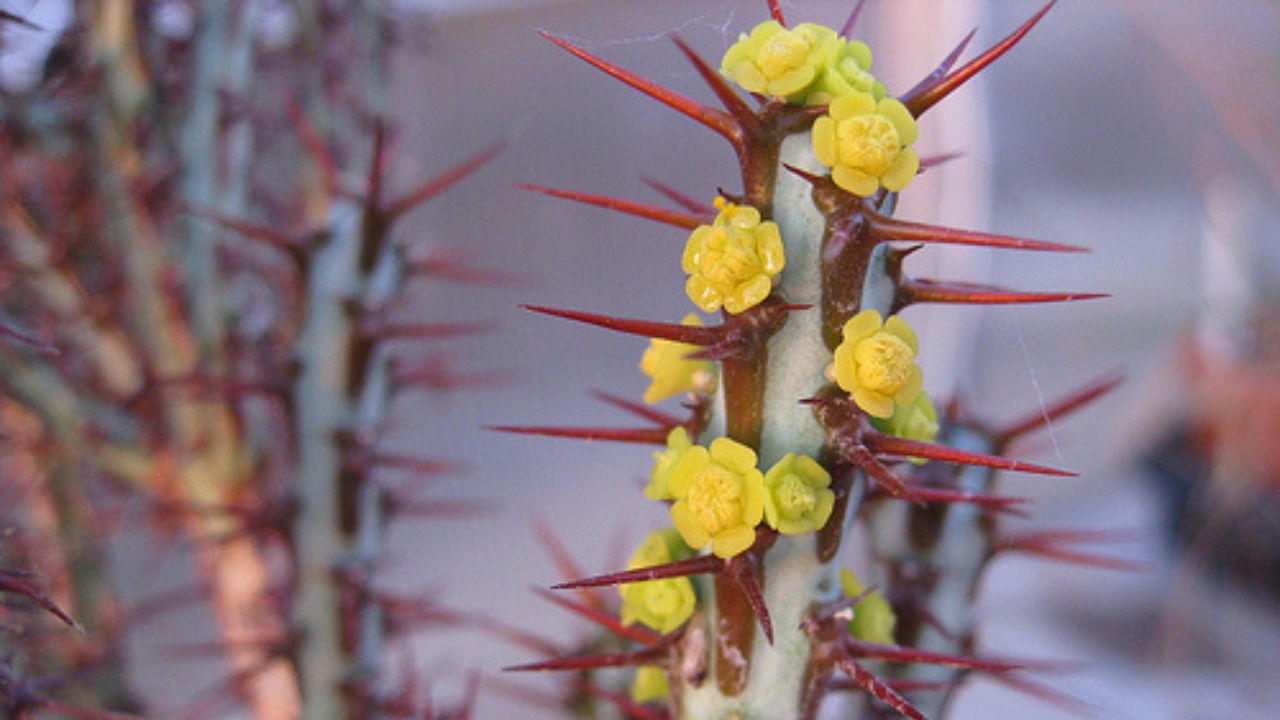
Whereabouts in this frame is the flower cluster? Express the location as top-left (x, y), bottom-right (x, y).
top-left (639, 314), bottom-right (716, 404)
top-left (831, 309), bottom-right (924, 418)
top-left (666, 436), bottom-right (766, 559)
top-left (682, 197), bottom-right (785, 314)
top-left (840, 568), bottom-right (897, 645)
top-left (619, 529), bottom-right (697, 634)
top-left (720, 20), bottom-right (884, 105)
top-left (762, 452), bottom-right (835, 535)
top-left (812, 93), bottom-right (919, 197)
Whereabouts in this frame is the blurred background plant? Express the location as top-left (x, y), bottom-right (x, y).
top-left (1, 0), bottom-right (1278, 718)
top-left (0, 0), bottom-right (507, 717)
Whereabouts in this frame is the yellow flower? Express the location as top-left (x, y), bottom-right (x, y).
top-left (872, 392), bottom-right (939, 464)
top-left (682, 197), bottom-right (785, 314)
top-left (720, 20), bottom-right (838, 101)
top-left (831, 309), bottom-right (923, 418)
top-left (620, 529), bottom-right (697, 634)
top-left (840, 569), bottom-right (897, 645)
top-left (812, 92), bottom-right (919, 197)
top-left (631, 666), bottom-right (669, 703)
top-left (762, 452), bottom-right (835, 535)
top-left (668, 436), bottom-right (766, 559)
top-left (639, 314), bottom-right (717, 404)
top-left (806, 37), bottom-right (886, 105)
top-left (645, 427), bottom-right (694, 501)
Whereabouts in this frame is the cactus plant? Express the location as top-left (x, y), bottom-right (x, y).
top-left (501, 1), bottom-right (1127, 718)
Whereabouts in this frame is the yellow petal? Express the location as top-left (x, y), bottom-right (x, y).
top-left (832, 343), bottom-right (860, 393)
top-left (853, 387), bottom-right (894, 418)
top-left (883, 314), bottom-right (918, 353)
top-left (685, 275), bottom-right (722, 313)
top-left (671, 501), bottom-right (710, 549)
top-left (893, 365), bottom-right (923, 406)
top-left (829, 91), bottom-right (875, 120)
top-left (711, 525), bottom-right (757, 559)
top-left (878, 97), bottom-right (918, 145)
top-left (666, 445), bottom-right (708, 498)
top-left (769, 65), bottom-right (816, 97)
top-left (732, 60), bottom-right (768, 94)
top-left (726, 274), bottom-right (772, 314)
top-left (832, 165), bottom-right (878, 197)
top-left (812, 116), bottom-right (838, 167)
top-left (811, 489), bottom-right (836, 530)
top-left (881, 149), bottom-right (919, 193)
top-left (842, 309), bottom-right (883, 344)
top-left (709, 437), bottom-right (757, 474)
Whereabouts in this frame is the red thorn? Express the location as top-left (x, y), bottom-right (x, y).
top-left (641, 177), bottom-right (716, 216)
top-left (361, 320), bottom-right (496, 340)
top-left (0, 320), bottom-right (58, 356)
top-left (383, 142), bottom-right (505, 222)
top-left (540, 31), bottom-right (742, 146)
top-left (846, 445), bottom-right (925, 505)
top-left (726, 555), bottom-right (773, 645)
top-left (533, 518), bottom-right (608, 611)
top-left (183, 204), bottom-right (301, 254)
top-left (845, 638), bottom-right (1026, 673)
top-left (899, 484), bottom-right (1031, 513)
top-left (591, 389), bottom-right (682, 427)
top-left (990, 672), bottom-right (1096, 718)
top-left (504, 645), bottom-right (665, 673)
top-left (996, 372), bottom-right (1125, 446)
top-left (522, 305), bottom-right (722, 346)
top-left (768, 0), bottom-right (787, 26)
top-left (996, 531), bottom-right (1145, 572)
top-left (553, 555), bottom-right (725, 590)
top-left (577, 679), bottom-right (669, 720)
top-left (671, 35), bottom-right (760, 132)
top-left (369, 453), bottom-right (461, 477)
top-left (903, 1), bottom-right (1056, 117)
top-left (870, 213), bottom-right (1086, 253)
top-left (393, 356), bottom-right (509, 392)
top-left (900, 278), bottom-right (1107, 307)
top-left (486, 424), bottom-right (670, 445)
top-left (385, 496), bottom-right (494, 519)
top-left (864, 433), bottom-right (1076, 477)
top-left (917, 151), bottom-right (966, 173)
top-left (517, 183), bottom-right (704, 230)
top-left (407, 247), bottom-right (526, 287)
top-left (286, 98), bottom-right (342, 198)
top-left (829, 677), bottom-right (957, 694)
top-left (782, 162), bottom-right (825, 185)
top-left (840, 0), bottom-right (871, 37)
top-left (832, 650), bottom-right (926, 720)
top-left (532, 588), bottom-right (661, 646)
top-left (0, 568), bottom-right (80, 631)
top-left (899, 29), bottom-right (978, 104)
top-left (367, 121), bottom-right (387, 210)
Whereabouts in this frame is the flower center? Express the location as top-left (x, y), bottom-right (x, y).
top-left (853, 331), bottom-right (914, 394)
top-left (758, 30), bottom-right (810, 79)
top-left (643, 580), bottom-right (681, 617)
top-left (836, 114), bottom-right (900, 176)
top-left (700, 228), bottom-right (759, 289)
top-left (775, 474), bottom-right (817, 520)
top-left (687, 467), bottom-right (742, 535)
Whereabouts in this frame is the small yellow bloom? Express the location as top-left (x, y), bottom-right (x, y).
top-left (872, 392), bottom-right (939, 464)
top-left (806, 37), bottom-right (886, 106)
top-left (762, 452), bottom-right (835, 535)
top-left (668, 436), bottom-right (766, 559)
top-left (682, 198), bottom-right (785, 314)
top-left (720, 20), bottom-right (838, 101)
top-left (646, 427), bottom-right (694, 501)
top-left (831, 309), bottom-right (923, 418)
top-left (640, 314), bottom-right (717, 404)
top-left (620, 529), bottom-right (697, 634)
top-left (812, 92), bottom-right (919, 197)
top-left (631, 666), bottom-right (669, 703)
top-left (840, 568), bottom-right (897, 645)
